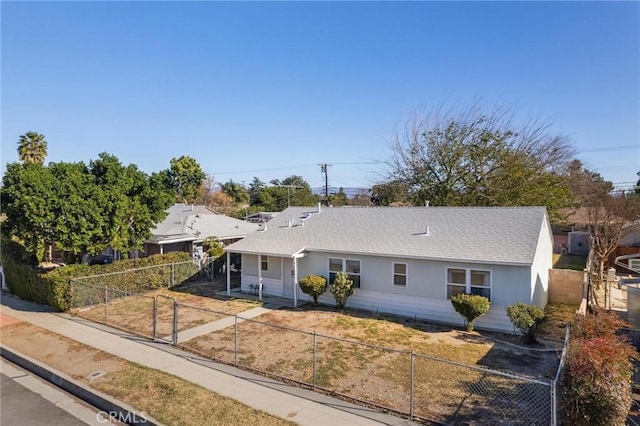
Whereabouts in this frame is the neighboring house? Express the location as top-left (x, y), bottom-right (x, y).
top-left (224, 205), bottom-right (553, 331)
top-left (145, 204), bottom-right (260, 265)
top-left (245, 212), bottom-right (279, 224)
top-left (621, 220), bottom-right (640, 247)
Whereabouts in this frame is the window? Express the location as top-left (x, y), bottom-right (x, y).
top-left (261, 257), bottom-right (268, 272)
top-left (393, 263), bottom-right (407, 286)
top-left (328, 258), bottom-right (361, 288)
top-left (446, 268), bottom-right (491, 301)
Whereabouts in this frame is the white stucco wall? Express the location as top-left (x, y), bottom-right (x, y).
top-left (530, 218), bottom-right (553, 308)
top-left (239, 250), bottom-right (538, 332)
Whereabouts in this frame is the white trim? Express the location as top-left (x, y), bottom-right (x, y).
top-left (445, 267), bottom-right (492, 300)
top-left (327, 257), bottom-right (362, 288)
top-left (392, 262), bottom-right (408, 287)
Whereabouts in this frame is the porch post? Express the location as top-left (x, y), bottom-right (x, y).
top-left (293, 256), bottom-right (298, 308)
top-left (258, 254), bottom-right (263, 302)
top-left (226, 251), bottom-right (231, 296)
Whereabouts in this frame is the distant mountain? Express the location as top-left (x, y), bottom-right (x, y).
top-left (312, 186), bottom-right (371, 198)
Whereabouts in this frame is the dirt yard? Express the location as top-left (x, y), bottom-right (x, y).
top-left (181, 304), bottom-right (563, 424)
top-left (70, 287), bottom-right (260, 338)
top-left (0, 318), bottom-right (293, 426)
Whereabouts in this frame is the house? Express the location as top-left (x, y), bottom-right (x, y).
top-left (244, 212), bottom-right (280, 224)
top-left (224, 205), bottom-right (553, 331)
top-left (145, 204), bottom-right (260, 266)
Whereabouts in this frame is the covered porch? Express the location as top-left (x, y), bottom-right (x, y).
top-left (224, 240), bottom-right (308, 307)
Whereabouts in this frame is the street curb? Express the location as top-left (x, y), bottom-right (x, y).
top-left (0, 345), bottom-right (159, 425)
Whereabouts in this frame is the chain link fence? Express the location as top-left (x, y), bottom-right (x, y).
top-left (69, 281), bottom-right (156, 338)
top-left (72, 261), bottom-right (199, 292)
top-left (68, 275), bottom-right (569, 424)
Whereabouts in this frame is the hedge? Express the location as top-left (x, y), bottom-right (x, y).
top-left (561, 310), bottom-right (636, 426)
top-left (2, 241), bottom-right (197, 311)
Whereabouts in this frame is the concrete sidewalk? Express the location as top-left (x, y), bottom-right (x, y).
top-left (171, 303), bottom-right (283, 343)
top-left (0, 294), bottom-right (414, 426)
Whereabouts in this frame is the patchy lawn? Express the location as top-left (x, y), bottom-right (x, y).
top-left (0, 322), bottom-right (295, 426)
top-left (553, 254), bottom-right (587, 270)
top-left (538, 303), bottom-right (578, 341)
top-left (183, 304), bottom-right (561, 424)
top-left (70, 287), bottom-right (260, 338)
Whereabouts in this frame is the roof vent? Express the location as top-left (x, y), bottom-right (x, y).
top-left (258, 223), bottom-right (267, 232)
top-left (424, 225), bottom-right (431, 236)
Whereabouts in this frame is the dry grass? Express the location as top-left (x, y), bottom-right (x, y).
top-left (538, 303), bottom-right (577, 341)
top-left (70, 288), bottom-right (260, 338)
top-left (182, 305), bottom-right (560, 424)
top-left (92, 364), bottom-right (295, 426)
top-left (0, 322), bottom-right (295, 426)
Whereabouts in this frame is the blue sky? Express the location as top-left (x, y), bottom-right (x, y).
top-left (2, 1), bottom-right (638, 192)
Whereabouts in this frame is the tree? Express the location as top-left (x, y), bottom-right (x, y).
top-left (331, 187), bottom-right (349, 206)
top-left (331, 271), bottom-right (354, 310)
top-left (450, 293), bottom-right (490, 332)
top-left (371, 180), bottom-right (411, 206)
top-left (220, 179), bottom-right (250, 205)
top-left (566, 160), bottom-right (612, 207)
top-left (385, 102), bottom-right (575, 221)
top-left (165, 156), bottom-right (206, 203)
top-left (203, 236), bottom-right (224, 258)
top-left (505, 302), bottom-right (545, 344)
top-left (269, 175), bottom-right (317, 209)
top-left (298, 275), bottom-right (327, 304)
top-left (17, 131), bottom-right (48, 165)
top-left (249, 176), bottom-right (316, 211)
top-left (89, 153), bottom-right (174, 257)
top-left (2, 153), bottom-right (173, 263)
top-left (248, 177), bottom-right (267, 206)
top-left (1, 162), bottom-right (56, 262)
top-left (586, 193), bottom-right (640, 307)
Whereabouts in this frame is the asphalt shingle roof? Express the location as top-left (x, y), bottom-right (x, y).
top-left (147, 203), bottom-right (259, 243)
top-left (225, 206), bottom-right (549, 265)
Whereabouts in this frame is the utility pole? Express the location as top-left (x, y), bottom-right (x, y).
top-left (319, 163), bottom-right (331, 206)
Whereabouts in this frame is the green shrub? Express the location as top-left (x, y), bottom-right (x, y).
top-left (331, 271), bottom-right (354, 311)
top-left (450, 293), bottom-right (490, 331)
top-left (506, 302), bottom-right (545, 344)
top-left (298, 275), bottom-right (327, 304)
top-left (561, 327), bottom-right (636, 426)
top-left (2, 241), bottom-right (197, 311)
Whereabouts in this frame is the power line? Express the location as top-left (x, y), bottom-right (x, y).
top-left (579, 144), bottom-right (638, 153)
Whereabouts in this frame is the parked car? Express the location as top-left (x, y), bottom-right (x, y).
top-left (88, 255), bottom-right (114, 266)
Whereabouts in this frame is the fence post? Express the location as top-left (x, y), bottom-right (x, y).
top-left (104, 286), bottom-right (108, 324)
top-left (313, 331), bottom-right (317, 390)
top-left (551, 380), bottom-right (557, 426)
top-left (234, 315), bottom-right (238, 366)
top-left (152, 296), bottom-right (157, 340)
top-left (171, 262), bottom-right (175, 287)
top-left (410, 350), bottom-right (414, 420)
top-left (172, 300), bottom-right (178, 346)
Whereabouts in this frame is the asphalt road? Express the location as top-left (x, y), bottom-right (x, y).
top-left (1, 360), bottom-right (105, 426)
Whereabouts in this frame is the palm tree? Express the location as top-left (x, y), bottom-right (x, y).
top-left (17, 131), bottom-right (48, 165)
